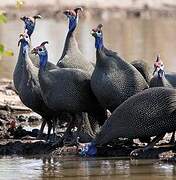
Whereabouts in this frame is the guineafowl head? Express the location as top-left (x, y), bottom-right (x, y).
top-left (91, 24), bottom-right (103, 49)
top-left (20, 15), bottom-right (42, 37)
top-left (63, 7), bottom-right (83, 32)
top-left (31, 41), bottom-right (48, 69)
top-left (31, 41), bottom-right (48, 56)
top-left (79, 140), bottom-right (97, 157)
top-left (18, 31), bottom-right (30, 54)
top-left (153, 54), bottom-right (165, 78)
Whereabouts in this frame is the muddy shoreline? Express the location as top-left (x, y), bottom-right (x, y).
top-left (1, 79), bottom-right (176, 161)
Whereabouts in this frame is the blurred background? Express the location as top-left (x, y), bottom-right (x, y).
top-left (1, 0), bottom-right (176, 79)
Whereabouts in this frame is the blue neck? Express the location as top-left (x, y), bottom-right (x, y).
top-left (158, 70), bottom-right (164, 79)
top-left (39, 53), bottom-right (48, 70)
top-left (68, 16), bottom-right (77, 32)
top-left (24, 21), bottom-right (35, 37)
top-left (21, 42), bottom-right (29, 55)
top-left (95, 36), bottom-right (103, 50)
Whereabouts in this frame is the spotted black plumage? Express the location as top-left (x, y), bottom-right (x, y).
top-left (95, 87), bottom-right (176, 145)
top-left (91, 24), bottom-right (148, 112)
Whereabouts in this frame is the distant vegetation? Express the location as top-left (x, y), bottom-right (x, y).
top-left (16, 0), bottom-right (25, 9)
top-left (0, 0), bottom-right (24, 61)
top-left (0, 11), bottom-right (7, 23)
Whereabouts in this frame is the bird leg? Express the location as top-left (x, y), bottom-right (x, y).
top-left (36, 118), bottom-right (46, 139)
top-left (52, 116), bottom-right (58, 142)
top-left (62, 116), bottom-right (76, 145)
top-left (51, 115), bottom-right (75, 147)
top-left (130, 134), bottom-right (165, 158)
top-left (77, 113), bottom-right (96, 141)
top-left (46, 120), bottom-right (52, 141)
top-left (87, 113), bottom-right (100, 135)
top-left (169, 131), bottom-right (175, 145)
top-left (62, 113), bottom-right (95, 145)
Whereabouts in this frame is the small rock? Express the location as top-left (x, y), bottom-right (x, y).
top-left (31, 129), bottom-right (40, 137)
top-left (0, 119), bottom-right (6, 126)
top-left (5, 90), bottom-right (13, 96)
top-left (6, 82), bottom-right (16, 91)
top-left (0, 110), bottom-right (8, 120)
top-left (3, 134), bottom-right (10, 139)
top-left (159, 151), bottom-right (176, 162)
top-left (13, 126), bottom-right (27, 139)
top-left (0, 120), bottom-right (3, 127)
top-left (28, 116), bottom-right (39, 123)
top-left (17, 115), bottom-right (27, 122)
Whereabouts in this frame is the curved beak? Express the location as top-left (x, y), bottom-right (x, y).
top-left (18, 39), bottom-right (21, 47)
top-left (91, 30), bottom-right (96, 37)
top-left (63, 10), bottom-right (69, 17)
top-left (31, 48), bottom-right (37, 55)
top-left (79, 7), bottom-right (83, 12)
top-left (18, 34), bottom-right (24, 46)
top-left (33, 14), bottom-right (42, 19)
top-left (74, 7), bottom-right (83, 14)
top-left (20, 16), bottom-right (26, 22)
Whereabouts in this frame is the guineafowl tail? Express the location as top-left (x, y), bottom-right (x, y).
top-left (166, 90), bottom-right (176, 114)
top-left (131, 60), bottom-right (152, 84)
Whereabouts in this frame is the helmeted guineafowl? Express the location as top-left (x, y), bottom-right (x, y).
top-left (91, 24), bottom-right (148, 112)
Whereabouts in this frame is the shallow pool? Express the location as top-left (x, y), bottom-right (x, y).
top-left (0, 156), bottom-right (175, 180)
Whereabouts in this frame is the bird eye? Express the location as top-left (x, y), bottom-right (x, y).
top-left (39, 48), bottom-right (42, 51)
top-left (97, 31), bottom-right (101, 33)
top-left (25, 36), bottom-right (28, 38)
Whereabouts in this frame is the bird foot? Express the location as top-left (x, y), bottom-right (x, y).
top-left (130, 146), bottom-right (152, 158)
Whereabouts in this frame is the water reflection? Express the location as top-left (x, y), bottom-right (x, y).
top-left (0, 156), bottom-right (42, 180)
top-left (1, 18), bottom-right (176, 79)
top-left (0, 156), bottom-right (175, 179)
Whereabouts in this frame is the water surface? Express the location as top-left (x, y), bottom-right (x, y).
top-left (0, 156), bottom-right (175, 180)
